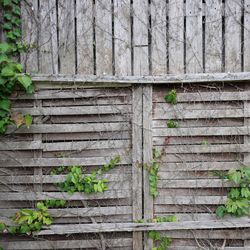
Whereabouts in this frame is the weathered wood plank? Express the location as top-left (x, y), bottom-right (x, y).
top-left (186, 0), bottom-right (203, 73)
top-left (244, 0), bottom-right (250, 71)
top-left (39, 0), bottom-right (58, 74)
top-left (168, 0), bottom-right (184, 73)
top-left (225, 0), bottom-right (242, 72)
top-left (21, 0), bottom-right (39, 72)
top-left (114, 0), bottom-right (131, 75)
top-left (132, 86), bottom-right (143, 250)
top-left (6, 122), bottom-right (131, 134)
top-left (153, 126), bottom-right (250, 137)
top-left (34, 217), bottom-right (250, 235)
top-left (133, 0), bottom-right (149, 75)
top-left (1, 238), bottom-right (132, 250)
top-left (58, 0), bottom-right (75, 74)
top-left (29, 72), bottom-right (250, 84)
top-left (95, 0), bottom-right (113, 75)
top-left (0, 191), bottom-right (130, 201)
top-left (151, 0), bottom-right (167, 75)
top-left (0, 156), bottom-right (131, 167)
top-left (76, 0), bottom-right (94, 74)
top-left (205, 0), bottom-right (222, 72)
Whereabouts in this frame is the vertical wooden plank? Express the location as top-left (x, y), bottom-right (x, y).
top-left (39, 0), bottom-right (58, 74)
top-left (186, 0), bottom-right (203, 73)
top-left (151, 0), bottom-right (167, 75)
top-left (143, 85), bottom-right (153, 250)
top-left (205, 0), bottom-right (223, 72)
top-left (244, 0), bottom-right (250, 71)
top-left (58, 0), bottom-right (75, 74)
top-left (95, 0), bottom-right (113, 75)
top-left (21, 0), bottom-right (39, 73)
top-left (225, 0), bottom-right (242, 72)
top-left (132, 86), bottom-right (143, 250)
top-left (114, 0), bottom-right (131, 76)
top-left (168, 0), bottom-right (185, 74)
top-left (76, 0), bottom-right (94, 75)
top-left (133, 0), bottom-right (149, 75)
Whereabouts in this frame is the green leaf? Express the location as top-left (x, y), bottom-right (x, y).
top-left (241, 187), bottom-right (250, 198)
top-left (3, 22), bottom-right (12, 30)
top-left (230, 171), bottom-right (242, 184)
top-left (216, 206), bottom-right (226, 218)
top-left (24, 114), bottom-right (33, 128)
top-left (15, 63), bottom-right (23, 72)
top-left (0, 223), bottom-right (5, 232)
top-left (0, 43), bottom-right (11, 54)
top-left (0, 54), bottom-right (10, 64)
top-left (228, 188), bottom-right (240, 199)
top-left (0, 99), bottom-right (10, 112)
top-left (17, 75), bottom-right (32, 90)
top-left (2, 0), bottom-right (12, 6)
top-left (1, 66), bottom-right (15, 77)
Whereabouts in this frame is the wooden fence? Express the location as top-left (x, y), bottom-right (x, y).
top-left (16, 0), bottom-right (250, 76)
top-left (0, 73), bottom-right (250, 249)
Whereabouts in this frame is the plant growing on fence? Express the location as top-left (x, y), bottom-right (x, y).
top-left (167, 120), bottom-right (179, 128)
top-left (164, 89), bottom-right (177, 104)
top-left (0, 0), bottom-right (34, 134)
top-left (144, 149), bottom-right (162, 198)
top-left (57, 155), bottom-right (121, 194)
top-left (136, 215), bottom-right (177, 250)
top-left (215, 166), bottom-right (250, 218)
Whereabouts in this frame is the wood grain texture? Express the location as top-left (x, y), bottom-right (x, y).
top-left (244, 0), bottom-right (250, 71)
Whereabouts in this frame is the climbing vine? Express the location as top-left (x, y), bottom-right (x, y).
top-left (52, 155), bottom-right (121, 194)
top-left (215, 167), bottom-right (250, 218)
top-left (0, 0), bottom-right (34, 134)
top-left (164, 89), bottom-right (177, 104)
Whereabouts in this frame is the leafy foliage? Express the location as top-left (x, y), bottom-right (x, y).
top-left (164, 90), bottom-right (177, 104)
top-left (144, 149), bottom-right (162, 198)
top-left (167, 120), bottom-right (179, 128)
top-left (56, 155), bottom-right (121, 194)
top-left (215, 167), bottom-right (250, 218)
top-left (0, 0), bottom-right (34, 134)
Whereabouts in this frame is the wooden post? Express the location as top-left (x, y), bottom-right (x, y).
top-left (132, 85), bottom-right (143, 250)
top-left (143, 85), bottom-right (154, 250)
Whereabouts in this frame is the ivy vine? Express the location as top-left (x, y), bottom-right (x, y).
top-left (215, 167), bottom-right (250, 218)
top-left (0, 0), bottom-right (34, 134)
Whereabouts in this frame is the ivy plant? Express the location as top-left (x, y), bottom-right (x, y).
top-left (0, 0), bottom-right (34, 134)
top-left (215, 167), bottom-right (250, 218)
top-left (167, 120), bottom-right (179, 128)
top-left (164, 89), bottom-right (177, 104)
top-left (56, 155), bottom-right (121, 194)
top-left (144, 149), bottom-right (162, 198)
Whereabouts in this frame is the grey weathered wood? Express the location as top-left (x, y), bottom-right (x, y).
top-left (168, 0), bottom-right (184, 73)
top-left (32, 217), bottom-right (250, 235)
top-left (133, 0), bottom-right (149, 75)
top-left (95, 0), bottom-right (113, 75)
top-left (244, 0), bottom-right (250, 71)
top-left (225, 0), bottom-right (242, 72)
top-left (29, 72), bottom-right (250, 85)
top-left (142, 85), bottom-right (153, 250)
top-left (205, 0), bottom-right (222, 72)
top-left (132, 86), bottom-right (143, 250)
top-left (186, 0), bottom-right (203, 73)
top-left (114, 0), bottom-right (131, 75)
top-left (151, 0), bottom-right (167, 75)
top-left (0, 156), bottom-right (131, 167)
top-left (76, 0), bottom-right (94, 74)
top-left (21, 0), bottom-right (39, 72)
top-left (39, 0), bottom-right (58, 74)
top-left (58, 0), bottom-right (75, 74)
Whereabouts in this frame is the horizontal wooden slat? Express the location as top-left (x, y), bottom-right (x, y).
top-left (6, 123), bottom-right (131, 134)
top-left (153, 126), bottom-right (249, 137)
top-left (154, 108), bottom-right (245, 119)
top-left (158, 179), bottom-right (233, 188)
top-left (13, 105), bottom-right (131, 116)
top-left (1, 238), bottom-right (132, 250)
top-left (157, 144), bottom-right (250, 154)
top-left (0, 191), bottom-right (130, 201)
top-left (33, 217), bottom-right (250, 235)
top-left (0, 156), bottom-right (131, 167)
top-left (30, 72), bottom-right (250, 85)
top-left (155, 195), bottom-right (227, 205)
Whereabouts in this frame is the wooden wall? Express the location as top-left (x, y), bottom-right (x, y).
top-left (19, 0), bottom-right (250, 76)
top-left (0, 76), bottom-right (250, 249)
